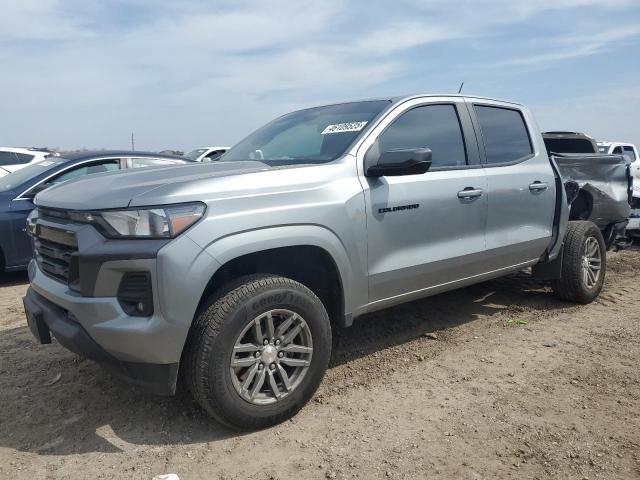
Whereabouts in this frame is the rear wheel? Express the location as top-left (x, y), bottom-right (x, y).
top-left (551, 221), bottom-right (606, 303)
top-left (185, 275), bottom-right (332, 430)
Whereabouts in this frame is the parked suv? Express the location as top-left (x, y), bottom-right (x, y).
top-left (24, 95), bottom-right (616, 430)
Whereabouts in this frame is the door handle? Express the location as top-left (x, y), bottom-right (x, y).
top-left (457, 188), bottom-right (484, 199)
top-left (529, 181), bottom-right (548, 192)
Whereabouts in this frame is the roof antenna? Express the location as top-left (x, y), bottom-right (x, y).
top-left (458, 81), bottom-right (464, 94)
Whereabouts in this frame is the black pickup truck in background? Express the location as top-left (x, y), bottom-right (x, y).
top-left (542, 132), bottom-right (632, 249)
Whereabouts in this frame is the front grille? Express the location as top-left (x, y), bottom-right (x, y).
top-left (33, 224), bottom-right (78, 286)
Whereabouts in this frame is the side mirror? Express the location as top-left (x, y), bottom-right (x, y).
top-left (365, 148), bottom-right (432, 177)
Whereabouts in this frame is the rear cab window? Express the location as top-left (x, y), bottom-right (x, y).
top-left (474, 105), bottom-right (533, 164)
top-left (544, 138), bottom-right (596, 154)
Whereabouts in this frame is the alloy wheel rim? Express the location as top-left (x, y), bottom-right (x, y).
top-left (582, 236), bottom-right (602, 289)
top-left (230, 309), bottom-right (313, 405)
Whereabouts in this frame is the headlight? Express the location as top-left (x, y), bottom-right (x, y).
top-left (86, 203), bottom-right (205, 239)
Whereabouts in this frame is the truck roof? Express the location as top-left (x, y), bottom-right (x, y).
top-left (390, 93), bottom-right (523, 106)
top-left (308, 94), bottom-right (524, 110)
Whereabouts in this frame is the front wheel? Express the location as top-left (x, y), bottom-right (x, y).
top-left (551, 221), bottom-right (606, 303)
top-left (185, 275), bottom-right (332, 430)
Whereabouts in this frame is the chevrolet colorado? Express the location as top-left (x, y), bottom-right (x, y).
top-left (24, 95), bottom-right (611, 429)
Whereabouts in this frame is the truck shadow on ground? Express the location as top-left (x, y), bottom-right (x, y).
top-left (0, 271), bottom-right (571, 456)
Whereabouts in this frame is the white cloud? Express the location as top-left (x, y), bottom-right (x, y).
top-left (0, 0), bottom-right (93, 41)
top-left (532, 85), bottom-right (640, 147)
top-left (0, 0), bottom-right (638, 150)
top-left (508, 25), bottom-right (640, 65)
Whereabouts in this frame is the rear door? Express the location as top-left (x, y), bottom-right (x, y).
top-left (468, 101), bottom-right (556, 270)
top-left (360, 97), bottom-right (488, 306)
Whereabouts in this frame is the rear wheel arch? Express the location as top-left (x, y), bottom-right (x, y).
top-left (569, 189), bottom-right (593, 221)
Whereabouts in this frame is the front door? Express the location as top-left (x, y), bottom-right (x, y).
top-left (360, 99), bottom-right (488, 306)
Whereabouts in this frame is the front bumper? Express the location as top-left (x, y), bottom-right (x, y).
top-left (25, 213), bottom-right (222, 394)
top-left (24, 287), bottom-right (179, 394)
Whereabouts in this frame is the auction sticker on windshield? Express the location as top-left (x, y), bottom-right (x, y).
top-left (321, 121), bottom-right (368, 135)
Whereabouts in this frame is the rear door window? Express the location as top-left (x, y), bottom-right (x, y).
top-left (52, 160), bottom-right (121, 183)
top-left (474, 105), bottom-right (533, 164)
top-left (130, 157), bottom-right (179, 168)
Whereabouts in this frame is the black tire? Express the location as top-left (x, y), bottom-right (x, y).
top-left (551, 221), bottom-right (606, 303)
top-left (185, 274), bottom-right (332, 430)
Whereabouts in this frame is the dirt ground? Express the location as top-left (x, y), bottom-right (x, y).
top-left (1, 248), bottom-right (639, 480)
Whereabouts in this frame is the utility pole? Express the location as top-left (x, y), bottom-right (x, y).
top-left (131, 132), bottom-right (135, 151)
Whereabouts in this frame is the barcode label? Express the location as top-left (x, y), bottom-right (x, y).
top-left (321, 121), bottom-right (368, 135)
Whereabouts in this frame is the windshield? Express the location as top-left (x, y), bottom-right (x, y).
top-left (0, 158), bottom-right (66, 192)
top-left (184, 149), bottom-right (207, 160)
top-left (221, 100), bottom-right (390, 166)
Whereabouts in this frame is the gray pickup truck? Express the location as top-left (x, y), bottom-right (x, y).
top-left (24, 95), bottom-right (613, 429)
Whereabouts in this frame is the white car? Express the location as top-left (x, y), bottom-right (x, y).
top-left (0, 147), bottom-right (58, 177)
top-left (598, 141), bottom-right (638, 162)
top-left (183, 146), bottom-right (229, 162)
top-left (599, 142), bottom-right (640, 235)
top-left (598, 142), bottom-right (639, 181)
top-left (597, 141), bottom-right (639, 194)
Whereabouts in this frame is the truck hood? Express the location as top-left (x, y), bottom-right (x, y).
top-left (34, 161), bottom-right (269, 210)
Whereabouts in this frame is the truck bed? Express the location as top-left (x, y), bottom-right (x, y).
top-left (552, 153), bottom-right (631, 229)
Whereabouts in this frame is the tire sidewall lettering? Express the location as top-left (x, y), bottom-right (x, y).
top-left (249, 289), bottom-right (314, 315)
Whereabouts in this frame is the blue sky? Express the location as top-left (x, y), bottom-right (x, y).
top-left (1, 0), bottom-right (639, 151)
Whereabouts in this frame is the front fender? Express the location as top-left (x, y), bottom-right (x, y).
top-left (187, 224), bottom-right (364, 317)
